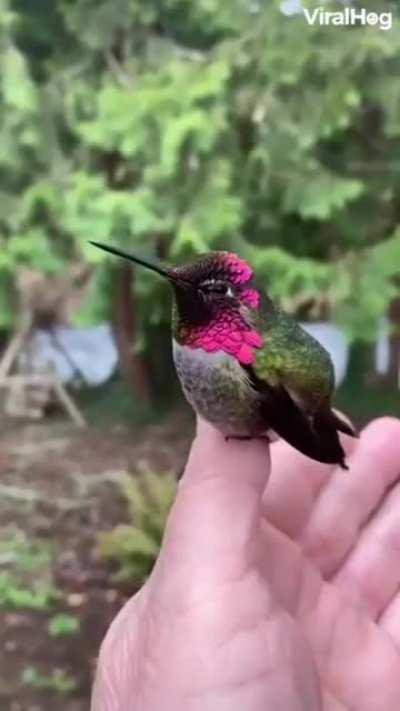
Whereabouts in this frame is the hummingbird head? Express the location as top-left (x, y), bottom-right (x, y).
top-left (89, 242), bottom-right (263, 365)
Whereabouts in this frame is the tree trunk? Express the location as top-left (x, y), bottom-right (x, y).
top-left (113, 263), bottom-right (152, 404)
top-left (386, 296), bottom-right (400, 387)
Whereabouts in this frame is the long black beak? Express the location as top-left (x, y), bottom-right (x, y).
top-left (89, 241), bottom-right (186, 286)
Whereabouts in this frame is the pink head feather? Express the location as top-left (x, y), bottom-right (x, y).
top-left (175, 251), bottom-right (263, 364)
top-left (223, 253), bottom-right (254, 285)
top-left (241, 288), bottom-right (260, 309)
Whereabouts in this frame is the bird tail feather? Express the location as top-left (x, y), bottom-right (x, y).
top-left (312, 407), bottom-right (358, 471)
top-left (330, 408), bottom-right (358, 438)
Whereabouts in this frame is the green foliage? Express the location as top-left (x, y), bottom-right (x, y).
top-left (0, 529), bottom-right (59, 610)
top-left (0, 529), bottom-right (53, 570)
top-left (282, 175), bottom-right (364, 221)
top-left (99, 471), bottom-right (177, 583)
top-left (48, 613), bottom-right (80, 637)
top-left (337, 373), bottom-right (400, 426)
top-left (78, 376), bottom-right (163, 424)
top-left (0, 572), bottom-right (59, 610)
top-left (1, 0), bottom-right (400, 340)
top-left (21, 666), bottom-right (77, 695)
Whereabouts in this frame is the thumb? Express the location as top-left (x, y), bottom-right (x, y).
top-left (148, 419), bottom-right (270, 607)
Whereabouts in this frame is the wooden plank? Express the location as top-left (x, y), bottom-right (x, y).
top-left (0, 374), bottom-right (87, 428)
top-left (0, 375), bottom-right (54, 387)
top-left (52, 379), bottom-right (87, 428)
top-left (0, 329), bottom-right (27, 379)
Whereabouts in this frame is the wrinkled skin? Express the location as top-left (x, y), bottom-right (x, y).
top-left (92, 417), bottom-right (400, 711)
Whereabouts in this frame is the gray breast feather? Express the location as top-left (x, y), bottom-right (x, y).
top-left (172, 341), bottom-right (266, 436)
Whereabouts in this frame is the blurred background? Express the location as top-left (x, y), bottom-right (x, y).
top-left (0, 0), bottom-right (399, 708)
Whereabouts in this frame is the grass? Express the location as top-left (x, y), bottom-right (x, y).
top-left (0, 572), bottom-right (59, 610)
top-left (48, 613), bottom-right (81, 637)
top-left (0, 529), bottom-right (59, 611)
top-left (21, 667), bottom-right (77, 695)
top-left (0, 530), bottom-right (53, 571)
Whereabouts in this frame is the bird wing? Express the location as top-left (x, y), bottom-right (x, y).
top-left (253, 313), bottom-right (335, 409)
top-left (247, 366), bottom-right (347, 467)
top-left (247, 320), bottom-right (348, 467)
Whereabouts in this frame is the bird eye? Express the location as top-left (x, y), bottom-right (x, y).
top-left (200, 280), bottom-right (230, 296)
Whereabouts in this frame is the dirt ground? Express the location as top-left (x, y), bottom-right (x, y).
top-left (0, 412), bottom-right (192, 711)
top-left (1, 376), bottom-right (398, 711)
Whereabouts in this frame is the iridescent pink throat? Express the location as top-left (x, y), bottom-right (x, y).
top-left (184, 253), bottom-right (263, 366)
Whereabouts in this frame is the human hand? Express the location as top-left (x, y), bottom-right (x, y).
top-left (92, 417), bottom-right (400, 711)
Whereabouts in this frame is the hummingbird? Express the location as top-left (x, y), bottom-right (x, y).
top-left (90, 241), bottom-right (356, 469)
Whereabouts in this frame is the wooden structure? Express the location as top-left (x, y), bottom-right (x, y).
top-left (0, 266), bottom-right (91, 427)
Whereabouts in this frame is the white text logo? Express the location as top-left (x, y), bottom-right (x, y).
top-left (303, 7), bottom-right (393, 30)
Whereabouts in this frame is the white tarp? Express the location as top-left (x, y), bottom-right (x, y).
top-left (375, 318), bottom-right (390, 375)
top-left (301, 322), bottom-right (349, 386)
top-left (25, 324), bottom-right (118, 386)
